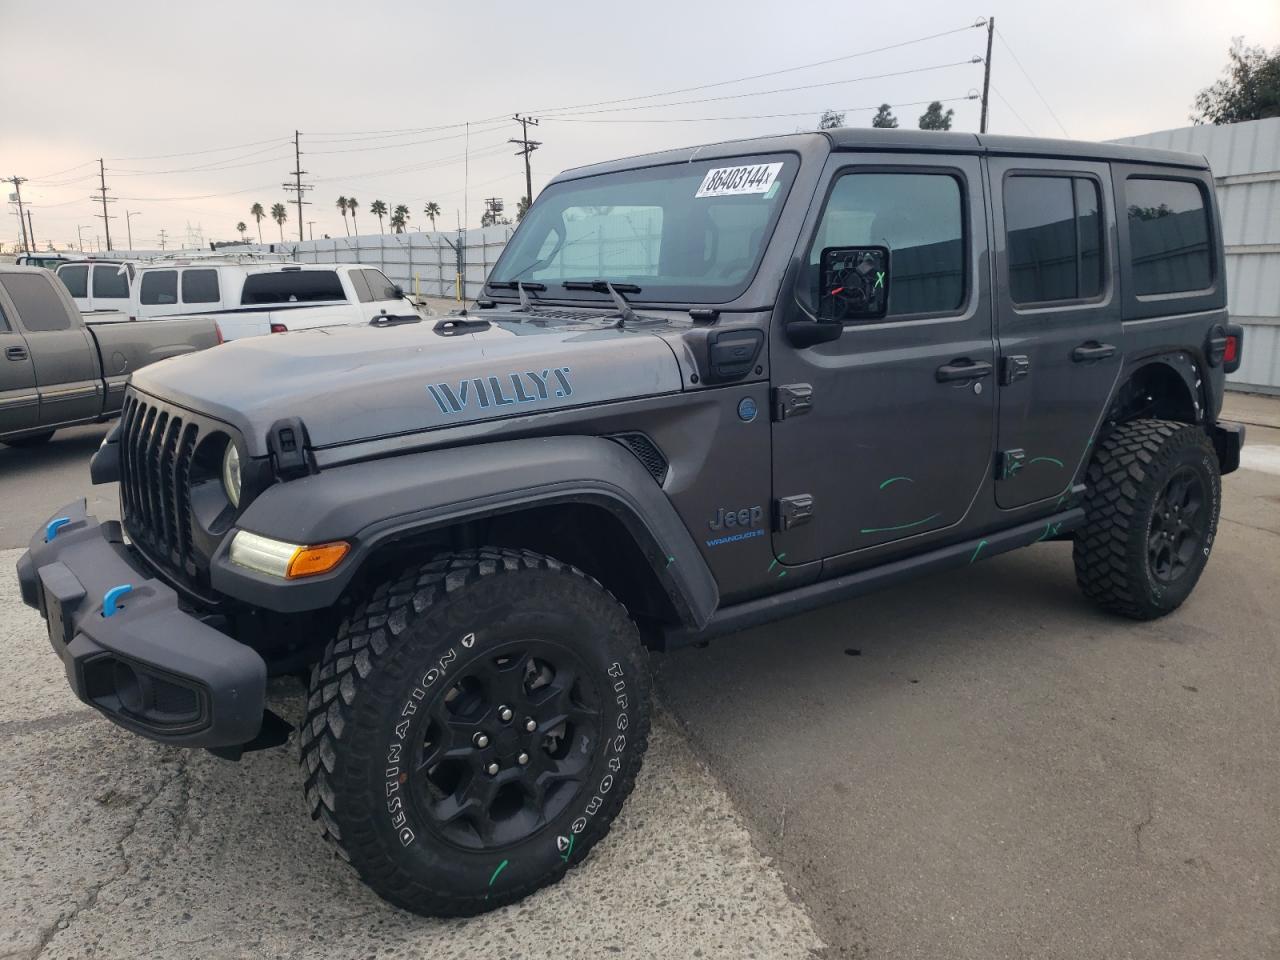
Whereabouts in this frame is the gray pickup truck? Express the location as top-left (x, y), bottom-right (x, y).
top-left (0, 265), bottom-right (220, 446)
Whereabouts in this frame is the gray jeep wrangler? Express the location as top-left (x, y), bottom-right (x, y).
top-left (18, 129), bottom-right (1245, 916)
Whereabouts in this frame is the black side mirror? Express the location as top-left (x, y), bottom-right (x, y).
top-left (818, 246), bottom-right (888, 322)
top-left (392, 284), bottom-right (406, 299)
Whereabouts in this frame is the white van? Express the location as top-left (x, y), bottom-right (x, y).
top-left (55, 259), bottom-right (136, 317)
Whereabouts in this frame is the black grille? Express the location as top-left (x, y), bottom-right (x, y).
top-left (119, 392), bottom-right (201, 580)
top-left (609, 432), bottom-right (669, 484)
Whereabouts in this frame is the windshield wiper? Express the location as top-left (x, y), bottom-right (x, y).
top-left (488, 281), bottom-right (547, 291)
top-left (561, 280), bottom-right (641, 326)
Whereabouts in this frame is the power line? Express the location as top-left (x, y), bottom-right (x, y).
top-left (26, 160), bottom-right (97, 183)
top-left (994, 27), bottom-right (1070, 137)
top-left (991, 85), bottom-right (1036, 135)
top-left (105, 136), bottom-right (292, 162)
top-left (111, 142), bottom-right (293, 176)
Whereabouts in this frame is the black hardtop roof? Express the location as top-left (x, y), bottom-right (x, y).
top-left (551, 129), bottom-right (1208, 184)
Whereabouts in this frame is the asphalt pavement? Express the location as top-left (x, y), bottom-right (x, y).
top-left (1, 400), bottom-right (1277, 959)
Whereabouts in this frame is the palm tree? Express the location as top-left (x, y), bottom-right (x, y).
top-left (347, 197), bottom-right (359, 236)
top-left (336, 195), bottom-right (350, 236)
top-left (392, 204), bottom-right (410, 234)
top-left (250, 203), bottom-right (265, 242)
top-left (236, 221), bottom-right (248, 242)
top-left (370, 200), bottom-right (388, 233)
top-left (271, 203), bottom-right (288, 242)
top-left (423, 201), bottom-right (441, 232)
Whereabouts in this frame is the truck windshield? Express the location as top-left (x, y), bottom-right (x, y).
top-left (488, 153), bottom-right (795, 304)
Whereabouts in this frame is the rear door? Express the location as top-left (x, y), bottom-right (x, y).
top-left (90, 263), bottom-right (132, 313)
top-left (137, 269), bottom-right (183, 318)
top-left (56, 263), bottom-right (90, 311)
top-left (0, 292), bottom-right (39, 435)
top-left (0, 271), bottom-right (102, 426)
top-left (988, 157), bottom-right (1122, 508)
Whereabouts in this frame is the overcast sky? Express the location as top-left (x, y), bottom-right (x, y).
top-left (2, 0), bottom-right (1276, 251)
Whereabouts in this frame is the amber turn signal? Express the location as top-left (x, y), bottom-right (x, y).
top-left (286, 541), bottom-right (350, 579)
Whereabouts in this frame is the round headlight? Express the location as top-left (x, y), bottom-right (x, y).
top-left (222, 443), bottom-right (242, 508)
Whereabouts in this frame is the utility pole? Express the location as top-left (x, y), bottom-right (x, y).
top-left (4, 176), bottom-right (30, 254)
top-left (284, 130), bottom-right (312, 242)
top-left (76, 224), bottom-right (87, 252)
top-left (979, 16), bottom-right (994, 134)
top-left (93, 159), bottom-right (115, 251)
top-left (157, 229), bottom-right (168, 251)
top-left (25, 209), bottom-right (36, 252)
top-left (509, 115), bottom-right (541, 214)
top-left (306, 220), bottom-right (315, 241)
top-left (125, 210), bottom-right (140, 251)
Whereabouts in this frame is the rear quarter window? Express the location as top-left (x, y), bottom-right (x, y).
top-left (0, 273), bottom-right (74, 331)
top-left (181, 269), bottom-right (220, 304)
top-left (140, 270), bottom-right (179, 305)
top-left (240, 271), bottom-right (346, 305)
top-left (1125, 178), bottom-right (1213, 295)
top-left (58, 264), bottom-right (89, 298)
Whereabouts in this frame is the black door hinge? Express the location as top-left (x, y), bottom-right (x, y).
top-left (775, 494), bottom-right (815, 530)
top-left (1000, 355), bottom-right (1030, 385)
top-left (773, 383), bottom-right (814, 421)
top-left (999, 448), bottom-right (1026, 481)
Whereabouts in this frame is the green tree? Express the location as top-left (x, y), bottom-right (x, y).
top-left (250, 203), bottom-right (265, 242)
top-left (271, 202), bottom-right (288, 242)
top-left (818, 109), bottom-right (846, 130)
top-left (347, 197), bottom-right (359, 235)
top-left (391, 204), bottom-right (410, 233)
top-left (871, 104), bottom-right (899, 128)
top-left (236, 221), bottom-right (248, 242)
top-left (423, 201), bottom-right (441, 231)
top-left (516, 196), bottom-right (530, 222)
top-left (336, 195), bottom-right (350, 236)
top-left (1193, 37), bottom-right (1280, 124)
top-left (369, 200), bottom-right (388, 233)
top-left (918, 101), bottom-right (954, 130)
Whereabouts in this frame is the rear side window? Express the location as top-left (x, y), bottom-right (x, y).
top-left (240, 270), bottom-right (346, 305)
top-left (181, 269), bottom-right (220, 304)
top-left (1125, 178), bottom-right (1212, 295)
top-left (1004, 175), bottom-right (1104, 305)
top-left (92, 264), bottom-right (130, 299)
top-left (808, 171), bottom-right (965, 317)
top-left (140, 270), bottom-right (178, 305)
top-left (0, 272), bottom-right (74, 331)
top-left (58, 264), bottom-right (89, 298)
top-left (363, 269), bottom-right (400, 300)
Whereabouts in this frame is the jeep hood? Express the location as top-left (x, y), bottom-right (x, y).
top-left (130, 317), bottom-right (683, 454)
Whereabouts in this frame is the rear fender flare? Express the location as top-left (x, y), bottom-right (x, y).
top-left (211, 435), bottom-right (719, 628)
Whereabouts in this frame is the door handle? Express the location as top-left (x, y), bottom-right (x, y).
top-left (1072, 341), bottom-right (1116, 362)
top-left (936, 359), bottom-right (993, 383)
top-left (5, 346), bottom-right (28, 361)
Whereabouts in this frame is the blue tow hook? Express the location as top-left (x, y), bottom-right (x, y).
top-left (44, 517), bottom-right (72, 542)
top-left (102, 584), bottom-right (133, 618)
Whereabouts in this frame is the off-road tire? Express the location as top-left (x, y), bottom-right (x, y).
top-left (2, 430), bottom-right (55, 448)
top-left (299, 547), bottom-right (650, 916)
top-left (1073, 418), bottom-right (1220, 620)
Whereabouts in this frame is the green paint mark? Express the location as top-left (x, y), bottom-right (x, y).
top-left (874, 271), bottom-right (885, 289)
top-left (777, 569), bottom-right (788, 579)
top-left (560, 834), bottom-right (575, 863)
top-left (488, 859), bottom-right (509, 887)
top-left (768, 553), bottom-right (787, 573)
top-left (1035, 522), bottom-right (1062, 543)
top-left (665, 555), bottom-right (675, 568)
top-left (969, 539), bottom-right (989, 563)
top-left (878, 476), bottom-right (913, 490)
top-left (1028, 456), bottom-right (1065, 468)
top-left (860, 512), bottom-right (942, 535)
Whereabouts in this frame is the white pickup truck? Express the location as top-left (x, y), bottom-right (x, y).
top-left (55, 261), bottom-right (423, 340)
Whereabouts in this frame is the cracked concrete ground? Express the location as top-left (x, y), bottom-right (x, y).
top-left (0, 550), bottom-right (822, 960)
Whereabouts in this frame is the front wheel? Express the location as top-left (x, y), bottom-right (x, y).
top-left (300, 548), bottom-right (650, 916)
top-left (1073, 419), bottom-right (1221, 620)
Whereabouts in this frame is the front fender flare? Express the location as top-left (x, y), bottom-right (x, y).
top-left (209, 436), bottom-right (719, 628)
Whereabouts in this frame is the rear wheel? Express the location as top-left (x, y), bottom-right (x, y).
top-left (1073, 418), bottom-right (1221, 620)
top-left (299, 547), bottom-right (650, 916)
top-left (2, 430), bottom-right (55, 448)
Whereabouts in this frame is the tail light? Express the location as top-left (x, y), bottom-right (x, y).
top-left (1223, 335), bottom-right (1238, 365)
top-left (1224, 324), bottom-right (1243, 374)
top-left (270, 322), bottom-right (288, 334)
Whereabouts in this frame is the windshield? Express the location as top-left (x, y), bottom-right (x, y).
top-left (488, 153), bottom-right (796, 304)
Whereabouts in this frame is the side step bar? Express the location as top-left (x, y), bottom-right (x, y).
top-left (658, 506), bottom-right (1086, 650)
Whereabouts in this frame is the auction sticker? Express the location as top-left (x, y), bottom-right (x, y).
top-left (695, 162), bottom-right (784, 198)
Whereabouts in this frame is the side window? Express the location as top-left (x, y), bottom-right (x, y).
top-left (181, 269), bottom-right (220, 304)
top-left (0, 302), bottom-right (9, 332)
top-left (92, 264), bottom-right (130, 299)
top-left (365, 269), bottom-right (400, 300)
top-left (58, 265), bottom-right (89, 298)
top-left (350, 270), bottom-right (374, 303)
top-left (0, 273), bottom-right (74, 331)
top-left (807, 172), bottom-right (965, 318)
top-left (1004, 175), bottom-right (1104, 305)
top-left (140, 270), bottom-right (179, 305)
top-left (240, 271), bottom-right (347, 305)
top-left (1125, 178), bottom-right (1212, 295)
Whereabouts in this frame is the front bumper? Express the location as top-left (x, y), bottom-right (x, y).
top-left (17, 500), bottom-right (266, 748)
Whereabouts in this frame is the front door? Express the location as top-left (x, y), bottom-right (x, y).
top-left (987, 158), bottom-right (1123, 509)
top-left (770, 154), bottom-right (995, 565)
top-left (0, 298), bottom-right (38, 435)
